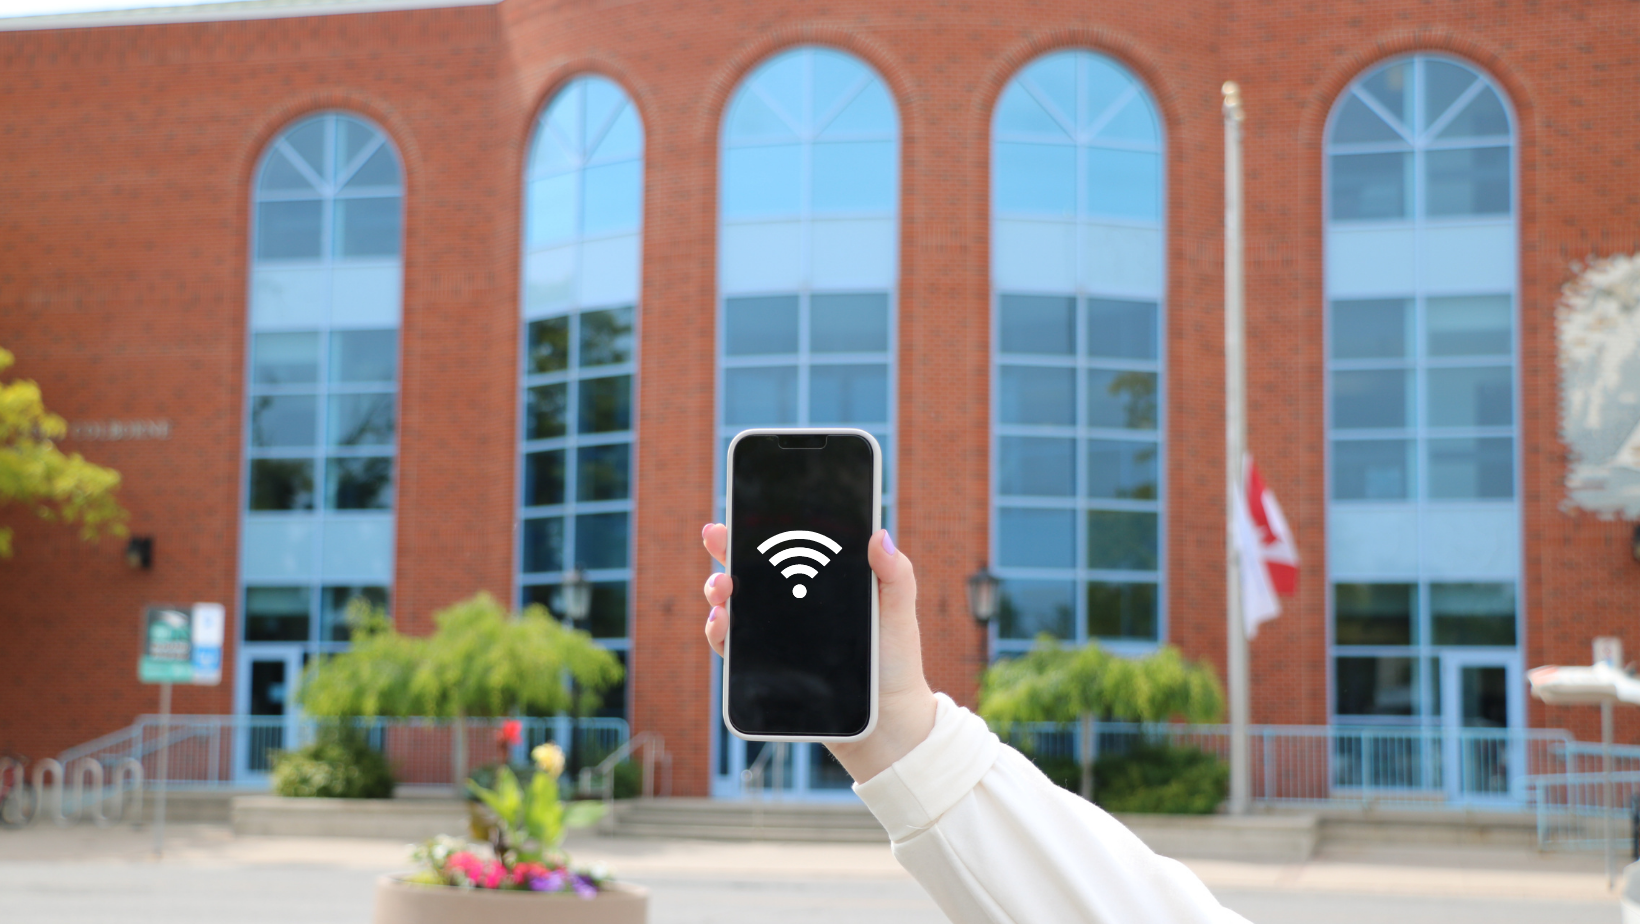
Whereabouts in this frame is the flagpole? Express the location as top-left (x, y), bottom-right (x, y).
top-left (1222, 80), bottom-right (1251, 816)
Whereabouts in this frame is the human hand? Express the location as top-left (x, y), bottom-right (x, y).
top-left (700, 523), bottom-right (937, 783)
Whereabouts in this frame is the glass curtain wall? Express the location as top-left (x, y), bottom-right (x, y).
top-left (714, 46), bottom-right (899, 795)
top-left (1325, 56), bottom-right (1520, 793)
top-left (990, 51), bottom-right (1166, 656)
top-left (518, 76), bottom-right (643, 719)
top-left (241, 113), bottom-right (403, 767)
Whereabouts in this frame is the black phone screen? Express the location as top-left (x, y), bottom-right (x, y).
top-left (727, 432), bottom-right (877, 738)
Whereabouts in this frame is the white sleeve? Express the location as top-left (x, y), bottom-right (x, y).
top-left (853, 693), bottom-right (1251, 924)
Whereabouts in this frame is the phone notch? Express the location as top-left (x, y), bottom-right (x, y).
top-left (777, 434), bottom-right (827, 449)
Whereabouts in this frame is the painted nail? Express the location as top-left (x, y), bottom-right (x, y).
top-left (706, 573), bottom-right (722, 591)
top-left (882, 530), bottom-right (897, 556)
top-left (707, 605), bottom-right (723, 624)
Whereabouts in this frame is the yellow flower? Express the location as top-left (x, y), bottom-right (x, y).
top-left (531, 743), bottom-right (565, 778)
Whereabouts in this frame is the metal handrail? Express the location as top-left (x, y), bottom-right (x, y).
top-left (590, 731), bottom-right (670, 831)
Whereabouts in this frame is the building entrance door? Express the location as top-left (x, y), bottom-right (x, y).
top-left (235, 646), bottom-right (305, 782)
top-left (1439, 652), bottom-right (1522, 802)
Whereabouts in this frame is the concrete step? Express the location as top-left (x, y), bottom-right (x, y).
top-left (1310, 807), bottom-right (1541, 848)
top-left (231, 794), bottom-right (468, 840)
top-left (610, 798), bottom-right (885, 843)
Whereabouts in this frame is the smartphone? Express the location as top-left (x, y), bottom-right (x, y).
top-left (723, 428), bottom-right (881, 742)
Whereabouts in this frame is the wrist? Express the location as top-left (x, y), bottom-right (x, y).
top-left (827, 683), bottom-right (937, 783)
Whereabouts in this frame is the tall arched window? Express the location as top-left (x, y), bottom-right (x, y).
top-left (715, 46), bottom-right (898, 795)
top-left (990, 51), bottom-right (1165, 655)
top-left (1324, 56), bottom-right (1521, 780)
top-left (519, 76), bottom-right (643, 720)
top-left (240, 113), bottom-right (403, 763)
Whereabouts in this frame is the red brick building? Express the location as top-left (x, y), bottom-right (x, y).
top-left (2, 0), bottom-right (1637, 801)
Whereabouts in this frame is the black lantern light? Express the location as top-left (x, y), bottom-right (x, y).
top-left (967, 568), bottom-right (1001, 624)
top-left (1632, 524), bottom-right (1640, 565)
top-left (125, 536), bottom-right (154, 570)
top-left (562, 566), bottom-right (592, 624)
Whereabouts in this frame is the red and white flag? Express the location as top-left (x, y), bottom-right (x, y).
top-left (1232, 454), bottom-right (1299, 638)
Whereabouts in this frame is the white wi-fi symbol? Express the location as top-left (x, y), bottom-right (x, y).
top-left (757, 530), bottom-right (843, 599)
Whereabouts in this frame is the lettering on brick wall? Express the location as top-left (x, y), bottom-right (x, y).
top-left (67, 420), bottom-right (172, 441)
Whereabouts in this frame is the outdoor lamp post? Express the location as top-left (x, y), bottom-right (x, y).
top-left (562, 566), bottom-right (592, 625)
top-left (967, 568), bottom-right (1001, 624)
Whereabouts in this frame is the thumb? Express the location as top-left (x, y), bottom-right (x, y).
top-left (867, 529), bottom-right (915, 624)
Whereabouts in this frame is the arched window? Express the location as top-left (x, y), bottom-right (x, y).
top-left (241, 113), bottom-right (403, 744)
top-left (518, 76), bottom-right (643, 719)
top-left (1324, 56), bottom-right (1521, 754)
top-left (714, 46), bottom-right (899, 796)
top-left (990, 51), bottom-right (1165, 655)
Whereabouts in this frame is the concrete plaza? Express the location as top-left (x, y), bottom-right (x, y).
top-left (0, 823), bottom-right (1620, 923)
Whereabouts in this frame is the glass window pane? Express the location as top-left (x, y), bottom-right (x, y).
top-left (526, 383), bottom-right (568, 440)
top-left (1427, 296), bottom-right (1511, 356)
top-left (335, 197), bottom-right (401, 258)
top-left (245, 587), bottom-right (311, 642)
top-left (1426, 147), bottom-right (1510, 217)
top-left (1428, 437), bottom-right (1513, 499)
top-left (1000, 295), bottom-right (1074, 355)
top-left (1423, 60), bottom-right (1477, 131)
top-left (285, 119), bottom-right (327, 178)
top-left (524, 449), bottom-right (565, 507)
top-left (999, 436), bottom-right (1074, 496)
top-left (1086, 299), bottom-right (1157, 360)
top-left (1431, 582), bottom-right (1516, 646)
top-left (527, 174), bottom-right (576, 247)
top-left (1360, 62), bottom-right (1410, 126)
top-left (999, 366), bottom-right (1074, 425)
top-left (1087, 510), bottom-right (1158, 571)
top-left (723, 145), bottom-right (802, 219)
top-left (820, 78), bottom-right (896, 137)
top-left (994, 81), bottom-right (1067, 137)
top-left (1330, 93), bottom-right (1403, 144)
top-left (328, 394), bottom-right (396, 446)
top-left (1330, 152), bottom-right (1408, 221)
top-left (725, 296), bottom-right (799, 355)
top-left (583, 161), bottom-right (641, 236)
top-left (1087, 439), bottom-right (1158, 500)
top-left (522, 517), bottom-right (564, 573)
top-left (522, 582), bottom-right (563, 619)
top-left (330, 330), bottom-right (397, 383)
top-left (321, 586), bottom-right (387, 643)
top-left (811, 293), bottom-right (889, 353)
top-left (1087, 369), bottom-right (1158, 430)
top-left (1334, 583), bottom-right (1416, 645)
top-left (256, 200), bottom-right (322, 260)
top-left (1332, 439), bottom-right (1413, 500)
top-left (812, 141), bottom-right (895, 213)
top-left (251, 395), bottom-right (317, 448)
top-left (588, 581), bottom-right (628, 639)
top-left (527, 317), bottom-right (570, 374)
top-left (578, 375), bottom-right (632, 433)
top-left (577, 443), bottom-right (631, 501)
top-left (994, 142), bottom-right (1075, 216)
top-left (580, 307), bottom-right (634, 367)
top-left (1437, 88), bottom-right (1510, 140)
top-left (249, 459), bottom-right (315, 511)
top-left (253, 333), bottom-right (320, 385)
top-left (343, 145), bottom-right (400, 189)
top-left (1332, 299), bottom-right (1409, 360)
top-left (998, 579), bottom-right (1075, 640)
top-left (810, 364), bottom-right (888, 424)
top-left (1427, 367), bottom-right (1512, 427)
top-left (259, 149), bottom-right (316, 194)
top-left (1086, 582), bottom-right (1157, 640)
top-left (724, 366), bottom-right (798, 425)
top-left (1084, 149), bottom-right (1159, 221)
top-left (997, 508), bottom-right (1075, 568)
top-left (575, 512), bottom-right (629, 570)
top-left (1332, 369), bottom-right (1410, 429)
top-left (1335, 656), bottom-right (1417, 716)
top-left (326, 456), bottom-right (392, 510)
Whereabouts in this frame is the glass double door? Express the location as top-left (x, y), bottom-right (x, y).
top-left (1439, 651), bottom-right (1521, 801)
top-left (235, 646), bottom-right (306, 781)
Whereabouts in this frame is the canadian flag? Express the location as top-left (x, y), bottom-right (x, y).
top-left (1232, 454), bottom-right (1299, 638)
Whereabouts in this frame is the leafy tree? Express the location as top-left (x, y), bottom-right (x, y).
top-left (298, 592), bottom-right (624, 786)
top-left (980, 637), bottom-right (1224, 802)
top-left (0, 346), bottom-right (126, 557)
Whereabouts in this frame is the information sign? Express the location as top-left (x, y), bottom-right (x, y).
top-left (139, 603), bottom-right (226, 686)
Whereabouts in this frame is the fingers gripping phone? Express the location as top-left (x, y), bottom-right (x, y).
top-left (723, 429), bottom-right (881, 742)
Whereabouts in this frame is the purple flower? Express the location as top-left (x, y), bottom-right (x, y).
top-left (572, 874), bottom-right (597, 899)
top-left (528, 870), bottom-right (566, 893)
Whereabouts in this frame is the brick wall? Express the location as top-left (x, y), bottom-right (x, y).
top-left (2, 0), bottom-right (1638, 793)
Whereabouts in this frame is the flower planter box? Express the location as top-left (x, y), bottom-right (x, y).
top-left (373, 876), bottom-right (648, 924)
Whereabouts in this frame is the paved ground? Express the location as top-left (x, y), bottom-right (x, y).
top-left (0, 823), bottom-right (1622, 923)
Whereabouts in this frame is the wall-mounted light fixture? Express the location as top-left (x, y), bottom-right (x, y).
top-left (125, 536), bottom-right (153, 570)
top-left (1631, 524), bottom-right (1640, 565)
top-left (967, 568), bottom-right (1001, 624)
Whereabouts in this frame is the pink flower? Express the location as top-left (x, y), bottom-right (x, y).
top-left (499, 720), bottom-right (523, 747)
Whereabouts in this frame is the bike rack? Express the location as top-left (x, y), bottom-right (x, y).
top-left (0, 757), bottom-right (144, 828)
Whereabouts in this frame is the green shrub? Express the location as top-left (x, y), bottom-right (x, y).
top-left (1021, 743), bottom-right (1227, 815)
top-left (270, 726), bottom-right (395, 799)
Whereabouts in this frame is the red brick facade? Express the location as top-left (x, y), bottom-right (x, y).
top-left (2, 0), bottom-right (1637, 795)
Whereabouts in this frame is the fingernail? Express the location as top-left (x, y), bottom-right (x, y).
top-left (881, 530), bottom-right (896, 556)
top-left (701, 523), bottom-right (713, 540)
top-left (708, 605), bottom-right (723, 624)
top-left (706, 573), bottom-right (721, 591)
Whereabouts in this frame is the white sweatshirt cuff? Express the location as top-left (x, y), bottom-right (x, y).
top-left (853, 693), bottom-right (1001, 842)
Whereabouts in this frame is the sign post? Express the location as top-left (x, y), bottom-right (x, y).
top-left (1222, 79), bottom-right (1251, 816)
top-left (139, 603), bottom-right (226, 858)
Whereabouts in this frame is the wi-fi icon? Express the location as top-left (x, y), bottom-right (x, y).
top-left (757, 530), bottom-right (843, 599)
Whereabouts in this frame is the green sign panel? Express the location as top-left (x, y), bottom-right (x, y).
top-left (139, 604), bottom-right (224, 685)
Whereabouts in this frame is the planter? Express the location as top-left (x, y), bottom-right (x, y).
top-left (373, 876), bottom-right (648, 924)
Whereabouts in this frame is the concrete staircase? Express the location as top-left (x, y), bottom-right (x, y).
top-left (609, 798), bottom-right (886, 843)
